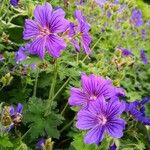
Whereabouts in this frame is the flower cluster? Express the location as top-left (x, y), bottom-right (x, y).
top-left (69, 73), bottom-right (126, 145)
top-left (36, 138), bottom-right (53, 150)
top-left (126, 98), bottom-right (150, 125)
top-left (0, 103), bottom-right (23, 132)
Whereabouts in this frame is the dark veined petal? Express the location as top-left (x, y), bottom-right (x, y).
top-left (46, 34), bottom-right (66, 58)
top-left (16, 103), bottom-right (23, 114)
top-left (29, 37), bottom-right (46, 59)
top-left (81, 33), bottom-right (92, 55)
top-left (88, 96), bottom-right (106, 115)
top-left (71, 39), bottom-right (80, 52)
top-left (50, 8), bottom-right (69, 33)
top-left (81, 73), bottom-right (96, 95)
top-left (34, 2), bottom-right (52, 27)
top-left (23, 19), bottom-right (40, 40)
top-left (68, 88), bottom-right (87, 106)
top-left (74, 10), bottom-right (90, 32)
top-left (76, 110), bottom-right (96, 130)
top-left (106, 118), bottom-right (125, 138)
top-left (106, 100), bottom-right (125, 118)
top-left (84, 125), bottom-right (105, 144)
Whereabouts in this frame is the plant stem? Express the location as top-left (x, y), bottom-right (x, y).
top-left (60, 117), bottom-right (75, 133)
top-left (44, 61), bottom-right (58, 116)
top-left (20, 128), bottom-right (31, 140)
top-left (76, 53), bottom-right (79, 65)
top-left (82, 36), bottom-right (102, 63)
top-left (33, 69), bottom-right (39, 97)
top-left (61, 102), bottom-right (68, 116)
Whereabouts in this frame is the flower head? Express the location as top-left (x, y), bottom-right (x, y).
top-left (140, 49), bottom-right (148, 64)
top-left (37, 138), bottom-right (45, 150)
top-left (37, 138), bottom-right (53, 150)
top-left (126, 98), bottom-right (150, 125)
top-left (15, 45), bottom-right (29, 63)
top-left (23, 3), bottom-right (69, 59)
top-left (68, 73), bottom-right (125, 109)
top-left (69, 10), bottom-right (91, 54)
top-left (110, 143), bottom-right (117, 150)
top-left (117, 47), bottom-right (133, 57)
top-left (76, 97), bottom-right (126, 144)
top-left (130, 9), bottom-right (143, 27)
top-left (10, 0), bottom-right (19, 7)
top-left (95, 0), bottom-right (106, 7)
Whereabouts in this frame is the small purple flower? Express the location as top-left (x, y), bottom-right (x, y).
top-left (69, 10), bottom-right (91, 54)
top-left (95, 0), bottom-right (106, 7)
top-left (37, 138), bottom-right (45, 150)
top-left (126, 98), bottom-right (150, 125)
top-left (141, 30), bottom-right (146, 39)
top-left (15, 47), bottom-right (28, 63)
top-left (76, 97), bottom-right (126, 144)
top-left (140, 49), bottom-right (148, 64)
top-left (130, 9), bottom-right (143, 27)
top-left (9, 103), bottom-right (23, 125)
top-left (114, 0), bottom-right (119, 4)
top-left (110, 143), bottom-right (117, 150)
top-left (10, 0), bottom-right (19, 7)
top-left (23, 3), bottom-right (69, 59)
top-left (117, 47), bottom-right (133, 57)
top-left (107, 10), bottom-right (112, 18)
top-left (0, 54), bottom-right (5, 61)
top-left (68, 73), bottom-right (125, 109)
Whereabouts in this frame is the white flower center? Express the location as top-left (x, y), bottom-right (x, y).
top-left (98, 115), bottom-right (107, 125)
top-left (89, 95), bottom-right (97, 101)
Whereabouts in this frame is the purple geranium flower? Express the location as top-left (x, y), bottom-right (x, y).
top-left (37, 138), bottom-right (45, 150)
top-left (117, 47), bottom-right (133, 57)
top-left (126, 98), bottom-right (150, 125)
top-left (69, 10), bottom-right (91, 54)
top-left (68, 73), bottom-right (125, 109)
top-left (130, 9), bottom-right (143, 27)
top-left (0, 54), bottom-right (5, 61)
top-left (95, 0), bottom-right (106, 7)
top-left (110, 143), bottom-right (117, 150)
top-left (76, 97), bottom-right (126, 144)
top-left (23, 3), bottom-right (69, 59)
top-left (10, 0), bottom-right (19, 7)
top-left (114, 0), bottom-right (119, 4)
top-left (15, 47), bottom-right (28, 63)
top-left (140, 49), bottom-right (148, 64)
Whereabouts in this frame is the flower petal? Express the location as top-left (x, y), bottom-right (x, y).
top-left (106, 100), bottom-right (125, 118)
top-left (106, 118), bottom-right (125, 138)
top-left (16, 103), bottom-right (23, 114)
top-left (46, 34), bottom-right (66, 58)
top-left (88, 96), bottom-right (106, 115)
top-left (68, 88), bottom-right (86, 106)
top-left (50, 8), bottom-right (69, 33)
top-left (23, 19), bottom-right (40, 40)
top-left (29, 37), bottom-right (46, 59)
top-left (84, 125), bottom-right (105, 144)
top-left (76, 110), bottom-right (96, 130)
top-left (81, 33), bottom-right (92, 55)
top-left (34, 3), bottom-right (52, 26)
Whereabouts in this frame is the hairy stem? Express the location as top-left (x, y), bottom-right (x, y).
top-left (33, 69), bottom-right (39, 97)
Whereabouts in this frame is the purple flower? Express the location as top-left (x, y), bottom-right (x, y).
top-left (117, 47), bottom-right (133, 57)
top-left (23, 3), bottom-right (69, 59)
top-left (76, 97), bottom-right (126, 144)
top-left (10, 0), bottom-right (19, 7)
top-left (15, 46), bottom-right (28, 63)
top-left (69, 10), bottom-right (91, 54)
top-left (110, 143), bottom-right (117, 150)
top-left (68, 73), bottom-right (125, 109)
top-left (130, 9), bottom-right (143, 27)
top-left (126, 98), bottom-right (150, 125)
top-left (141, 30), bottom-right (146, 39)
top-left (37, 138), bottom-right (45, 150)
top-left (9, 103), bottom-right (23, 125)
top-left (0, 54), bottom-right (5, 61)
top-left (95, 0), bottom-right (106, 7)
top-left (114, 0), bottom-right (119, 4)
top-left (107, 11), bottom-right (112, 18)
top-left (140, 49), bottom-right (148, 64)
